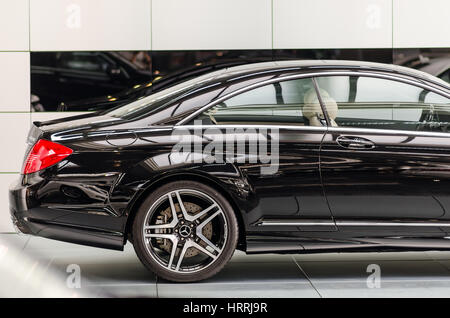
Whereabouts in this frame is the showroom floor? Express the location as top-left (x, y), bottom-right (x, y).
top-left (3, 233), bottom-right (450, 297)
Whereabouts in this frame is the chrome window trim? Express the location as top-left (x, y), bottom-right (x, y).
top-left (326, 126), bottom-right (450, 139)
top-left (173, 124), bottom-right (327, 132)
top-left (176, 70), bottom-right (450, 127)
top-left (172, 123), bottom-right (450, 140)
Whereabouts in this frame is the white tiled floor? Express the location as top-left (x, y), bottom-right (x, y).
top-left (3, 233), bottom-right (450, 297)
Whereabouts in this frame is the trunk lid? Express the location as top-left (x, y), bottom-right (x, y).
top-left (23, 113), bottom-right (121, 166)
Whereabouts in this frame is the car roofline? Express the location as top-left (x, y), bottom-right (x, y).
top-left (218, 60), bottom-right (450, 90)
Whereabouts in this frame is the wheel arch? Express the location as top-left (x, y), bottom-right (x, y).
top-left (124, 172), bottom-right (247, 250)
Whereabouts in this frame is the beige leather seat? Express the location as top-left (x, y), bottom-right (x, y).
top-left (303, 88), bottom-right (338, 126)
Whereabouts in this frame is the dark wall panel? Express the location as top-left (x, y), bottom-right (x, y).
top-left (30, 48), bottom-right (449, 112)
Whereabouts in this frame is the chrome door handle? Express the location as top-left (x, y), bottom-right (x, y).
top-left (336, 135), bottom-right (375, 150)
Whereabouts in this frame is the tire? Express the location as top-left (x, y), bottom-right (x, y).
top-left (132, 180), bottom-right (239, 282)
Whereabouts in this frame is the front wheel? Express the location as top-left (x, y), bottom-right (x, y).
top-left (132, 181), bottom-right (238, 282)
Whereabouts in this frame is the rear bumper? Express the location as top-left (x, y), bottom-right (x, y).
top-left (9, 177), bottom-right (125, 251)
top-left (9, 178), bottom-right (33, 234)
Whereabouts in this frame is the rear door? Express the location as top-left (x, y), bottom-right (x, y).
top-left (316, 73), bottom-right (450, 238)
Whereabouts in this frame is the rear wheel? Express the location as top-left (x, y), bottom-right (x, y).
top-left (132, 181), bottom-right (238, 282)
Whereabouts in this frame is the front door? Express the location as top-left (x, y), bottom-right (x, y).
top-left (316, 74), bottom-right (450, 240)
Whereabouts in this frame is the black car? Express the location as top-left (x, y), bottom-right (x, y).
top-left (10, 60), bottom-right (450, 282)
top-left (31, 52), bottom-right (153, 111)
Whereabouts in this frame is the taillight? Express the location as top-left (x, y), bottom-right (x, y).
top-left (22, 139), bottom-right (73, 174)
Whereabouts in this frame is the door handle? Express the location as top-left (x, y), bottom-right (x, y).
top-left (336, 135), bottom-right (375, 150)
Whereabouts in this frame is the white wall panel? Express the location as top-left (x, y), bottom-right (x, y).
top-left (0, 0), bottom-right (29, 51)
top-left (152, 0), bottom-right (272, 50)
top-left (0, 52), bottom-right (30, 112)
top-left (0, 174), bottom-right (19, 233)
top-left (0, 113), bottom-right (29, 172)
top-left (273, 0), bottom-right (392, 49)
top-left (393, 0), bottom-right (450, 48)
top-left (30, 0), bottom-right (151, 51)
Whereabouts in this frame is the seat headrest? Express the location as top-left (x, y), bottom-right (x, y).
top-left (303, 88), bottom-right (338, 126)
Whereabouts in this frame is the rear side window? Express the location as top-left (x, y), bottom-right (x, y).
top-left (151, 86), bottom-right (225, 125)
top-left (193, 78), bottom-right (326, 127)
top-left (315, 75), bottom-right (450, 133)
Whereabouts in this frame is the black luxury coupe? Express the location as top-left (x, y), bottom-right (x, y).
top-left (10, 60), bottom-right (450, 282)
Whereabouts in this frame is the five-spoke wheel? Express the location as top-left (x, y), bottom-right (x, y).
top-left (132, 181), bottom-right (238, 282)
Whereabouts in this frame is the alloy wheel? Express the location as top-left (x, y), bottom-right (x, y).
top-left (142, 189), bottom-right (228, 274)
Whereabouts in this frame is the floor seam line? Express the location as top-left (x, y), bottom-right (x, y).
top-left (292, 256), bottom-right (323, 298)
top-left (426, 252), bottom-right (450, 273)
top-left (22, 235), bottom-right (31, 251)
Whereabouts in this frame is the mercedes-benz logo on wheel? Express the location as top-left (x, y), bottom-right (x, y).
top-left (179, 224), bottom-right (192, 238)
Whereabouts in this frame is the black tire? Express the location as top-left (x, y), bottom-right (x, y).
top-left (132, 180), bottom-right (239, 282)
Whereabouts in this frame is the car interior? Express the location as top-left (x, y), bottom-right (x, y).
top-left (198, 75), bottom-right (450, 133)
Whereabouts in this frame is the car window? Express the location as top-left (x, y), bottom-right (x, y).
top-left (150, 86), bottom-right (226, 125)
top-left (193, 78), bottom-right (326, 126)
top-left (106, 69), bottom-right (227, 119)
top-left (315, 75), bottom-right (450, 133)
top-left (57, 52), bottom-right (111, 73)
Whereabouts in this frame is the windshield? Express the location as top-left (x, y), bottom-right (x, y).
top-left (106, 69), bottom-right (227, 119)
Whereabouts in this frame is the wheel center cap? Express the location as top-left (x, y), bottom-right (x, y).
top-left (179, 224), bottom-right (192, 238)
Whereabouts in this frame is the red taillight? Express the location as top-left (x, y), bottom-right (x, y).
top-left (22, 139), bottom-right (73, 174)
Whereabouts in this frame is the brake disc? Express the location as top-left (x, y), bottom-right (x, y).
top-left (155, 202), bottom-right (212, 258)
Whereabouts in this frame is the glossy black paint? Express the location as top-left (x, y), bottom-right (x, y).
top-left (11, 60), bottom-right (450, 254)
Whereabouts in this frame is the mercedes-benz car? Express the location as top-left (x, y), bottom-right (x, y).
top-left (10, 60), bottom-right (450, 282)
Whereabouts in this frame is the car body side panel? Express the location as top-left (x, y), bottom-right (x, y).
top-left (320, 128), bottom-right (450, 238)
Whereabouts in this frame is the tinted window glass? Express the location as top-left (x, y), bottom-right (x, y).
top-left (194, 78), bottom-right (325, 126)
top-left (106, 69), bottom-right (227, 119)
top-left (316, 76), bottom-right (450, 132)
top-left (152, 86), bottom-right (225, 125)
